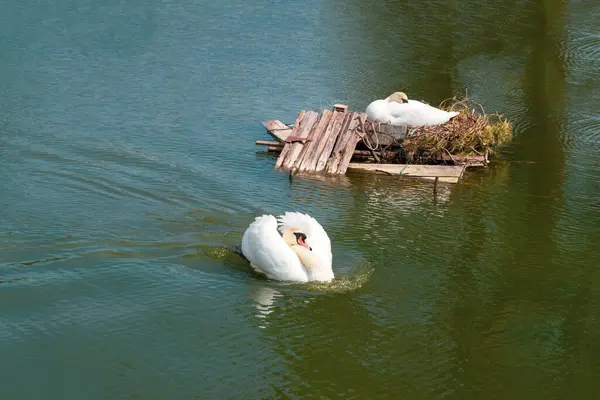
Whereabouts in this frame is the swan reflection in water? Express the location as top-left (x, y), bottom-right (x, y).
top-left (246, 257), bottom-right (374, 329)
top-left (248, 285), bottom-right (284, 329)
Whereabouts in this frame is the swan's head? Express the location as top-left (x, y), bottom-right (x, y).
top-left (277, 212), bottom-right (334, 282)
top-left (282, 228), bottom-right (312, 251)
top-left (386, 91), bottom-right (409, 104)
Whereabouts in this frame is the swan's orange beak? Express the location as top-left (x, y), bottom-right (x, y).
top-left (293, 232), bottom-right (312, 251)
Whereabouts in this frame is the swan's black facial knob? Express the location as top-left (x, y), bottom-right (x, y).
top-left (293, 232), bottom-right (306, 241)
top-left (293, 232), bottom-right (312, 251)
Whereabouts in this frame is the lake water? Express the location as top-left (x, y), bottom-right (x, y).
top-left (2, 0), bottom-right (600, 398)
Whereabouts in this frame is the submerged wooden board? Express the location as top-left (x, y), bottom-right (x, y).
top-left (262, 120), bottom-right (293, 142)
top-left (347, 163), bottom-right (467, 183)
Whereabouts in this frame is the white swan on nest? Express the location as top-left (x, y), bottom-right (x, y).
top-left (365, 91), bottom-right (459, 127)
top-left (241, 212), bottom-right (333, 283)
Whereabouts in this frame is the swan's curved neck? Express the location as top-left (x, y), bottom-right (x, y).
top-left (291, 245), bottom-right (321, 274)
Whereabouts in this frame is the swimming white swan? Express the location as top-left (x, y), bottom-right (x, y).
top-left (241, 212), bottom-right (334, 283)
top-left (365, 91), bottom-right (459, 127)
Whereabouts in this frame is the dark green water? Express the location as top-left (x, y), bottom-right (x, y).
top-left (2, 0), bottom-right (600, 398)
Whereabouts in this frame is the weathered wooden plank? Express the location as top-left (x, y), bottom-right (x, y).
top-left (315, 112), bottom-right (347, 172)
top-left (256, 140), bottom-right (281, 146)
top-left (275, 111), bottom-right (306, 169)
top-left (288, 113), bottom-right (323, 170)
top-left (298, 113), bottom-right (335, 172)
top-left (440, 154), bottom-right (486, 166)
top-left (262, 120), bottom-right (293, 142)
top-left (336, 118), bottom-right (365, 175)
top-left (333, 104), bottom-right (348, 113)
top-left (347, 163), bottom-right (465, 177)
top-left (280, 111), bottom-right (319, 170)
top-left (314, 111), bottom-right (350, 172)
top-left (275, 110), bottom-right (307, 168)
top-left (325, 112), bottom-right (359, 174)
top-left (315, 111), bottom-right (351, 172)
top-left (329, 113), bottom-right (368, 174)
top-left (296, 109), bottom-right (334, 172)
top-left (346, 163), bottom-right (466, 183)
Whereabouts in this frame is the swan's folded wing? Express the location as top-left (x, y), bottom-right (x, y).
top-left (387, 100), bottom-right (452, 126)
top-left (387, 101), bottom-right (424, 122)
top-left (241, 215), bottom-right (308, 281)
top-left (277, 212), bottom-right (332, 269)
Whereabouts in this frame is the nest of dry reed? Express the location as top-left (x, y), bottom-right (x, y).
top-left (400, 95), bottom-right (513, 164)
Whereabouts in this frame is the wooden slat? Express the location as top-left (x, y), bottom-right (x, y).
top-left (295, 109), bottom-right (334, 172)
top-left (440, 154), bottom-right (486, 166)
top-left (288, 113), bottom-right (323, 170)
top-left (325, 112), bottom-right (358, 174)
top-left (320, 111), bottom-right (355, 171)
top-left (275, 110), bottom-right (305, 168)
top-left (275, 111), bottom-right (306, 169)
top-left (314, 111), bottom-right (347, 172)
top-left (333, 104), bottom-right (348, 113)
top-left (336, 115), bottom-right (366, 175)
top-left (301, 109), bottom-right (341, 172)
top-left (280, 111), bottom-right (319, 170)
top-left (262, 120), bottom-right (293, 142)
top-left (346, 163), bottom-right (466, 183)
top-left (256, 140), bottom-right (281, 146)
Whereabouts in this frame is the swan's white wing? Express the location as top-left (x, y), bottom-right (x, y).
top-left (277, 212), bottom-right (333, 272)
top-left (387, 102), bottom-right (427, 126)
top-left (365, 99), bottom-right (391, 123)
top-left (241, 215), bottom-right (309, 282)
top-left (388, 100), bottom-right (458, 126)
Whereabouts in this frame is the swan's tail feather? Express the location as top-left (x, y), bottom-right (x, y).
top-left (231, 244), bottom-right (248, 261)
top-left (448, 111), bottom-right (459, 118)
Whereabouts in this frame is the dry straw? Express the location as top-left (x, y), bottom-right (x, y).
top-left (401, 93), bottom-right (513, 164)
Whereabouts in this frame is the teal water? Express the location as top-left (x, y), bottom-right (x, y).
top-left (2, 0), bottom-right (600, 398)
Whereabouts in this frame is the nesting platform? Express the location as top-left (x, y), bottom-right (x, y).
top-left (257, 104), bottom-right (485, 184)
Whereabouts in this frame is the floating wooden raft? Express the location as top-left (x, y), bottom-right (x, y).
top-left (259, 104), bottom-right (483, 183)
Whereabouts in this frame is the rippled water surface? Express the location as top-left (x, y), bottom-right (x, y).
top-left (2, 0), bottom-right (600, 398)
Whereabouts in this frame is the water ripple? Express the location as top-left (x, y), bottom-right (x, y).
top-left (571, 115), bottom-right (600, 147)
top-left (564, 32), bottom-right (600, 81)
